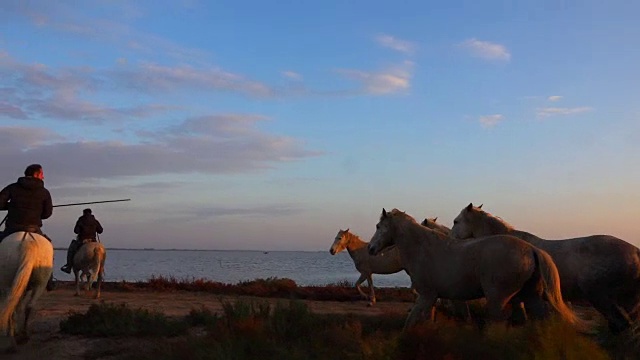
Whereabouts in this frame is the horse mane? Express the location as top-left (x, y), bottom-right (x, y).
top-left (342, 229), bottom-right (362, 242)
top-left (476, 209), bottom-right (514, 232)
top-left (387, 208), bottom-right (415, 220)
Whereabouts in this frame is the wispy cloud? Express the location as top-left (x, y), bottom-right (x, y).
top-left (337, 61), bottom-right (413, 95)
top-left (0, 114), bottom-right (322, 182)
top-left (536, 107), bottom-right (593, 118)
top-left (0, 52), bottom-right (276, 122)
top-left (0, 102), bottom-right (28, 119)
top-left (1, 0), bottom-right (210, 63)
top-left (479, 114), bottom-right (504, 128)
top-left (113, 63), bottom-right (275, 97)
top-left (547, 95), bottom-right (563, 102)
top-left (459, 38), bottom-right (511, 62)
top-left (375, 34), bottom-right (416, 54)
top-left (282, 71), bottom-right (303, 81)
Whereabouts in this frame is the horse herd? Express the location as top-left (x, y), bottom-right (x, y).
top-left (331, 203), bottom-right (640, 335)
top-left (0, 233), bottom-right (106, 352)
top-left (1, 203), bottom-right (638, 353)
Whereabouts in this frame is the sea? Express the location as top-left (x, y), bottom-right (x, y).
top-left (52, 249), bottom-right (412, 288)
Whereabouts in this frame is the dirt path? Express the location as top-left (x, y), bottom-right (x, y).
top-left (6, 286), bottom-right (411, 360)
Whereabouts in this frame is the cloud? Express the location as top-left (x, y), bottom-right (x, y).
top-left (113, 63), bottom-right (274, 97)
top-left (1, 52), bottom-right (273, 122)
top-left (479, 114), bottom-right (504, 128)
top-left (536, 107), bottom-right (592, 118)
top-left (282, 71), bottom-right (302, 81)
top-left (459, 38), bottom-right (511, 61)
top-left (547, 95), bottom-right (563, 102)
top-left (337, 61), bottom-right (413, 95)
top-left (0, 0), bottom-right (210, 63)
top-left (0, 114), bottom-right (321, 182)
top-left (0, 102), bottom-right (28, 119)
top-left (375, 34), bottom-right (416, 54)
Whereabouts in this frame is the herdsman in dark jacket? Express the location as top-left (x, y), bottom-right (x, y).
top-left (60, 208), bottom-right (103, 273)
top-left (0, 163), bottom-right (55, 290)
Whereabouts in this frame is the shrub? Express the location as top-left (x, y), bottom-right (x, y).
top-left (60, 302), bottom-right (188, 337)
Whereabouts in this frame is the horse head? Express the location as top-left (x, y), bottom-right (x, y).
top-left (329, 228), bottom-right (350, 255)
top-left (452, 203), bottom-right (486, 239)
top-left (368, 208), bottom-right (399, 256)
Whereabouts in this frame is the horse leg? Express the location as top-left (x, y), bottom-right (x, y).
top-left (95, 270), bottom-right (103, 299)
top-left (618, 289), bottom-right (640, 323)
top-left (85, 271), bottom-right (94, 291)
top-left (354, 273), bottom-right (368, 300)
top-left (404, 293), bottom-right (437, 330)
top-left (589, 294), bottom-right (632, 334)
top-left (483, 290), bottom-right (516, 331)
top-left (74, 270), bottom-right (81, 296)
top-left (366, 274), bottom-right (376, 306)
top-left (15, 272), bottom-right (47, 346)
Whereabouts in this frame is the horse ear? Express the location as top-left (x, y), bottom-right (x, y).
top-left (433, 217), bottom-right (438, 222)
top-left (346, 228), bottom-right (350, 232)
top-left (466, 203), bottom-right (473, 211)
top-left (478, 204), bottom-right (483, 209)
top-left (382, 208), bottom-right (387, 217)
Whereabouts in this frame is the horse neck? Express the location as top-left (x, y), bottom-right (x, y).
top-left (478, 216), bottom-right (546, 247)
top-left (434, 224), bottom-right (451, 235)
top-left (394, 219), bottom-right (439, 272)
top-left (344, 233), bottom-right (368, 254)
top-left (476, 214), bottom-right (511, 236)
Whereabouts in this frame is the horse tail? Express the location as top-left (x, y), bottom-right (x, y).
top-left (0, 238), bottom-right (37, 333)
top-left (533, 248), bottom-right (590, 332)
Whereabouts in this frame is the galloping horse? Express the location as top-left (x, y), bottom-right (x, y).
top-left (451, 203), bottom-right (640, 333)
top-left (330, 229), bottom-right (412, 306)
top-left (368, 208), bottom-right (586, 330)
top-left (0, 232), bottom-right (53, 352)
top-left (421, 217), bottom-right (451, 236)
top-left (420, 217), bottom-right (473, 321)
top-left (72, 240), bottom-right (106, 299)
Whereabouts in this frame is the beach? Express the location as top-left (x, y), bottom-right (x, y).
top-left (7, 283), bottom-right (412, 360)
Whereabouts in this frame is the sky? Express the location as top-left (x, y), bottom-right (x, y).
top-left (1, 0), bottom-right (639, 250)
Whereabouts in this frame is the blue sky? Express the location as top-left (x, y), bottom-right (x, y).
top-left (1, 0), bottom-right (638, 250)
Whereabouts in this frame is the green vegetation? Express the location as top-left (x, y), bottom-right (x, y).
top-left (60, 302), bottom-right (189, 337)
top-left (56, 277), bottom-right (639, 359)
top-left (61, 299), bottom-right (622, 360)
top-left (84, 276), bottom-right (417, 303)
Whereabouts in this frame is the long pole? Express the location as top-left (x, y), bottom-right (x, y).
top-left (53, 198), bottom-right (131, 208)
top-left (0, 198), bottom-right (131, 228)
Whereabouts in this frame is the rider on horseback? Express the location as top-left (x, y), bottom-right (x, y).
top-left (0, 164), bottom-right (55, 290)
top-left (60, 208), bottom-right (103, 274)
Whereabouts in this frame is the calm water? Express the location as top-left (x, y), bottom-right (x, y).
top-left (52, 249), bottom-right (412, 288)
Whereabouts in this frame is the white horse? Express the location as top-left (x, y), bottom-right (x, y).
top-left (72, 241), bottom-right (106, 299)
top-left (330, 229), bottom-right (413, 306)
top-left (421, 217), bottom-right (451, 236)
top-left (452, 203), bottom-right (640, 334)
top-left (0, 232), bottom-right (53, 353)
top-left (369, 209), bottom-right (587, 331)
top-left (420, 217), bottom-right (474, 321)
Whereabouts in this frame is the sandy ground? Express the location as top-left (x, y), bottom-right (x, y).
top-left (5, 285), bottom-right (412, 360)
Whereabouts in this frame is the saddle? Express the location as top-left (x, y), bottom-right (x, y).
top-left (0, 227), bottom-right (41, 244)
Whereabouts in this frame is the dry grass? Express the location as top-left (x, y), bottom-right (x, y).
top-left (60, 299), bottom-right (616, 360)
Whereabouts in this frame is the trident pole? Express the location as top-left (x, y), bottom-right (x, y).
top-left (0, 198), bottom-right (131, 228)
